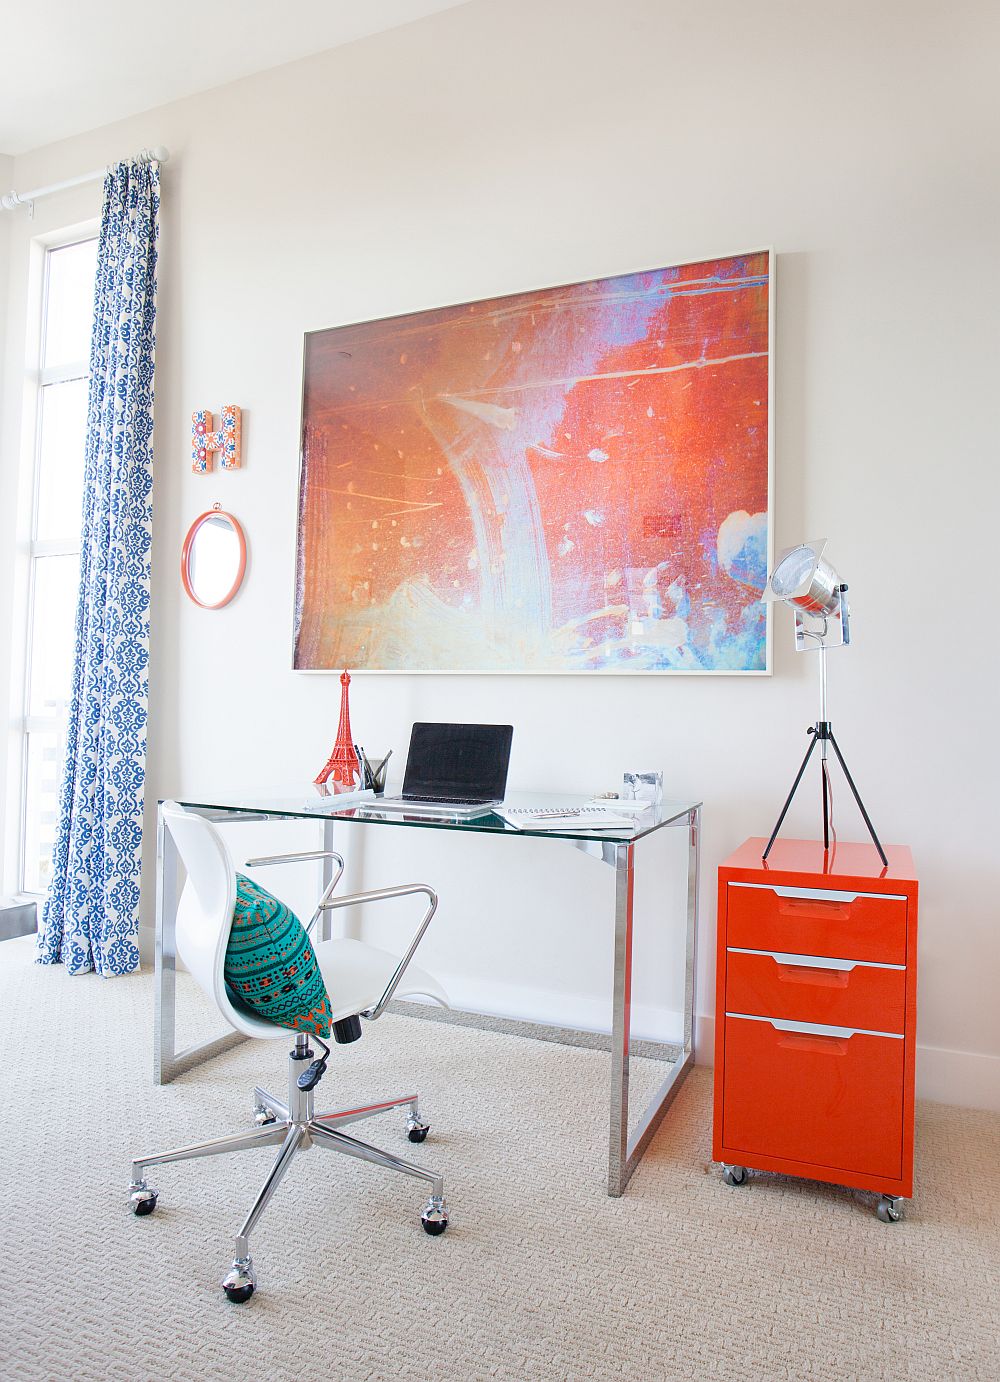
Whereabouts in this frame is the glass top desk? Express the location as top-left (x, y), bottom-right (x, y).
top-left (154, 790), bottom-right (701, 1197)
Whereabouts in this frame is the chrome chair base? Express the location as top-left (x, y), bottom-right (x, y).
top-left (129, 1035), bottom-right (448, 1302)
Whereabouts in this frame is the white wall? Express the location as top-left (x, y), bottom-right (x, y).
top-left (0, 154), bottom-right (10, 337)
top-left (2, 0), bottom-right (998, 1107)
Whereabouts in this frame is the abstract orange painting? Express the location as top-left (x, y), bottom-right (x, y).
top-left (294, 250), bottom-right (771, 673)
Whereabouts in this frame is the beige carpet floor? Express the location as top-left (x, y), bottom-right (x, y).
top-left (1, 934), bottom-right (998, 1382)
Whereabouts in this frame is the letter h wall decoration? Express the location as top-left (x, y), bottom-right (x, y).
top-left (192, 405), bottom-right (242, 472)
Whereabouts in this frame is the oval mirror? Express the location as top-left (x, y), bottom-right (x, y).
top-left (181, 508), bottom-right (247, 609)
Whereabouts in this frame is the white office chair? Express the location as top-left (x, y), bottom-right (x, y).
top-left (129, 801), bottom-right (451, 1303)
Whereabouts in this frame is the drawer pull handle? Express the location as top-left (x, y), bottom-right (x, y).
top-left (727, 947), bottom-right (904, 972)
top-left (771, 1017), bottom-right (858, 1037)
top-left (772, 953), bottom-right (855, 971)
top-left (726, 1012), bottom-right (904, 1040)
top-left (730, 883), bottom-right (906, 902)
top-left (772, 886), bottom-right (860, 903)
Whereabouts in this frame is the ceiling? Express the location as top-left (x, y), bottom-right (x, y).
top-left (0, 0), bottom-right (473, 156)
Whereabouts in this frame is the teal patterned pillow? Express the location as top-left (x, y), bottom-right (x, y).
top-left (223, 873), bottom-right (332, 1038)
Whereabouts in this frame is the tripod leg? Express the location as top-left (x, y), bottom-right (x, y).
top-left (821, 755), bottom-right (830, 850)
top-left (827, 732), bottom-right (889, 867)
top-left (763, 732), bottom-right (818, 861)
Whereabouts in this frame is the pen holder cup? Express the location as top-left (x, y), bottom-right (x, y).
top-left (360, 751), bottom-right (391, 795)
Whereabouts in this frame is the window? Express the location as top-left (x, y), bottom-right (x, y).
top-left (16, 237), bottom-right (98, 895)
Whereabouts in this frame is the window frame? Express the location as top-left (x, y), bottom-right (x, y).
top-left (9, 224), bottom-right (99, 899)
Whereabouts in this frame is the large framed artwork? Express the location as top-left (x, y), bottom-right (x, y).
top-left (294, 248), bottom-right (772, 674)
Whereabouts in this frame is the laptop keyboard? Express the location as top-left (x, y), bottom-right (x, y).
top-left (402, 794), bottom-right (493, 806)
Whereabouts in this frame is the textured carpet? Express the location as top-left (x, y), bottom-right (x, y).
top-left (1, 935), bottom-right (998, 1382)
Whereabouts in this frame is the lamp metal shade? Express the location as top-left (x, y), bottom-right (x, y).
top-left (765, 539), bottom-right (842, 617)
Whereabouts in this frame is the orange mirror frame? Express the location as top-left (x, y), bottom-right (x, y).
top-left (180, 508), bottom-right (248, 610)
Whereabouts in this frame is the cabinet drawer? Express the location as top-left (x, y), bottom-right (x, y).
top-left (726, 947), bottom-right (905, 1033)
top-left (727, 883), bottom-right (907, 965)
top-left (722, 1013), bottom-right (904, 1178)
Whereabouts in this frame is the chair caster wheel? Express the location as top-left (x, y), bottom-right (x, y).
top-left (252, 1104), bottom-right (276, 1128)
top-left (129, 1184), bottom-right (158, 1215)
top-left (877, 1196), bottom-right (903, 1223)
top-left (420, 1197), bottom-right (448, 1235)
top-left (407, 1119), bottom-right (430, 1143)
top-left (722, 1165), bottom-right (747, 1187)
top-left (222, 1257), bottom-right (257, 1302)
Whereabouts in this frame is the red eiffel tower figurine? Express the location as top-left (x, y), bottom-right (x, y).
top-left (314, 669), bottom-right (361, 790)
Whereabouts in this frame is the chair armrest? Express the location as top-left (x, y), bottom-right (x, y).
top-left (244, 849), bottom-right (345, 870)
top-left (243, 850), bottom-right (345, 935)
top-left (319, 883), bottom-right (438, 1021)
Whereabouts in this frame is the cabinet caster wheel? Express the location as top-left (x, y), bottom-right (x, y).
top-left (129, 1183), bottom-right (158, 1215)
top-left (877, 1196), bottom-right (903, 1223)
top-left (222, 1258), bottom-right (257, 1303)
top-left (420, 1197), bottom-right (448, 1235)
top-left (252, 1104), bottom-right (276, 1128)
top-left (722, 1165), bottom-right (747, 1187)
top-left (406, 1119), bottom-right (430, 1143)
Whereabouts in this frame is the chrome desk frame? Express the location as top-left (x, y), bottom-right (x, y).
top-left (154, 799), bottom-right (701, 1198)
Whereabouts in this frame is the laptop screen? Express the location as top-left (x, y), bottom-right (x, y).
top-left (402, 723), bottom-right (513, 801)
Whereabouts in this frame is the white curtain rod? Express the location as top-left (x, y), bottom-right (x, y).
top-left (1, 145), bottom-right (169, 214)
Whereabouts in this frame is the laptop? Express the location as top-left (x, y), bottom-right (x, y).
top-left (375, 722), bottom-right (513, 817)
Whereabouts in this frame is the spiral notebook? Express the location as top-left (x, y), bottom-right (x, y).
top-left (495, 805), bottom-right (637, 831)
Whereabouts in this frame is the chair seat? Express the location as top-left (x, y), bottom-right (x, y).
top-left (315, 936), bottom-right (449, 1024)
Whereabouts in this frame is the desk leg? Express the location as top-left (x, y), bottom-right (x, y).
top-left (684, 805), bottom-right (701, 1057)
top-left (153, 802), bottom-right (244, 1085)
top-left (608, 841), bottom-right (635, 1197)
top-left (320, 819), bottom-right (336, 943)
top-left (153, 806), bottom-right (177, 1086)
top-left (606, 808), bottom-right (700, 1196)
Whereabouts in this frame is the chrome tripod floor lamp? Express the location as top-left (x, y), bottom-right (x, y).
top-left (762, 539), bottom-right (888, 866)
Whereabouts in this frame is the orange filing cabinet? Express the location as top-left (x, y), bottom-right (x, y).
top-left (713, 837), bottom-right (918, 1221)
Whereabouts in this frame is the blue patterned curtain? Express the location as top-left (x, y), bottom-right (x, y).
top-left (37, 160), bottom-right (159, 977)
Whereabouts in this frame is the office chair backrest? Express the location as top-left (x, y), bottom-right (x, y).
top-left (161, 800), bottom-right (287, 1041)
